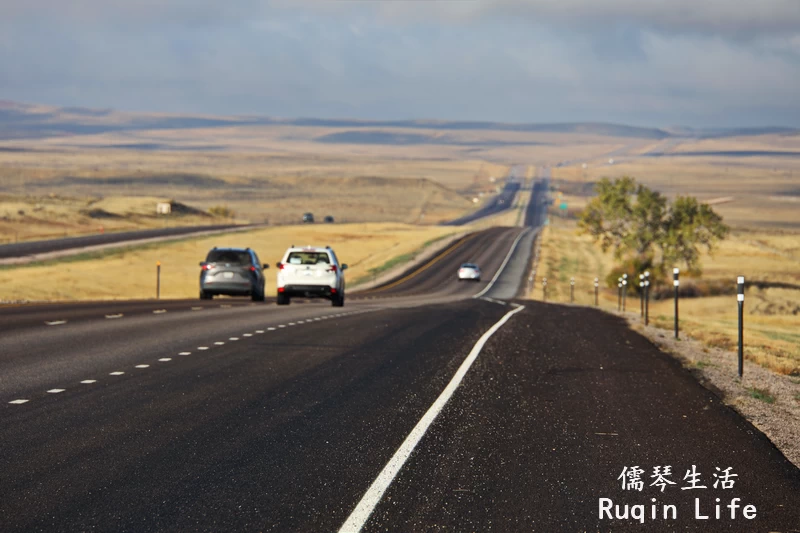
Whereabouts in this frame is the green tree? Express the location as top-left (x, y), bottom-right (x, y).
top-left (662, 195), bottom-right (729, 273)
top-left (578, 177), bottom-right (728, 276)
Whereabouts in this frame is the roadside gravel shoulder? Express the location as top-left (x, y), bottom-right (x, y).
top-left (626, 313), bottom-right (800, 468)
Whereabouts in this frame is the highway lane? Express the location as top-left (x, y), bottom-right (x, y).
top-left (443, 165), bottom-right (526, 226)
top-left (360, 302), bottom-right (800, 532)
top-left (3, 199), bottom-right (800, 531)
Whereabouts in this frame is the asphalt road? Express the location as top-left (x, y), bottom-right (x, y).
top-left (2, 196), bottom-right (799, 531)
top-left (443, 165), bottom-right (526, 226)
top-left (0, 223), bottom-right (254, 261)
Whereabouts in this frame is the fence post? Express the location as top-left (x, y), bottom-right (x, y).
top-left (156, 261), bottom-right (161, 300)
top-left (570, 277), bottom-right (574, 303)
top-left (738, 276), bottom-right (745, 378)
top-left (639, 279), bottom-right (644, 318)
top-left (644, 271), bottom-right (650, 326)
top-left (622, 277), bottom-right (627, 312)
top-left (673, 267), bottom-right (680, 339)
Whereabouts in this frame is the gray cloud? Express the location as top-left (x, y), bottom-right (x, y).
top-left (0, 1), bottom-right (799, 127)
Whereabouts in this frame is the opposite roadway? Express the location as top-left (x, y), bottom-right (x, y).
top-left (1, 178), bottom-right (798, 532)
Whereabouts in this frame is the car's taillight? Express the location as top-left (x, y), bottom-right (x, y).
top-left (250, 266), bottom-right (257, 272)
top-left (278, 263), bottom-right (285, 270)
top-left (202, 264), bottom-right (212, 271)
top-left (329, 265), bottom-right (337, 273)
top-left (278, 287), bottom-right (285, 293)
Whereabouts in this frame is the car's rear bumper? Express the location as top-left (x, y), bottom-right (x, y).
top-left (280, 285), bottom-right (337, 298)
top-left (201, 281), bottom-right (254, 295)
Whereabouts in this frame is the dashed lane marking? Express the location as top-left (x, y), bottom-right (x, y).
top-left (45, 320), bottom-right (67, 326)
top-left (179, 352), bottom-right (191, 356)
top-left (158, 358), bottom-right (172, 362)
top-left (152, 309), bottom-right (167, 314)
top-left (288, 322), bottom-right (296, 326)
top-left (278, 325), bottom-right (286, 328)
top-left (135, 365), bottom-right (150, 369)
top-left (105, 314), bottom-right (124, 319)
top-left (243, 333), bottom-right (253, 337)
top-left (229, 337), bottom-right (239, 341)
top-left (109, 372), bottom-right (125, 376)
top-left (81, 380), bottom-right (97, 384)
top-left (191, 307), bottom-right (203, 311)
top-left (267, 327), bottom-right (276, 331)
top-left (9, 399), bottom-right (29, 405)
top-left (256, 330), bottom-right (265, 334)
top-left (47, 389), bottom-right (65, 394)
top-left (198, 346), bottom-right (209, 350)
top-left (214, 341), bottom-right (225, 345)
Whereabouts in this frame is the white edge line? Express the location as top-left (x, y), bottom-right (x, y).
top-left (472, 227), bottom-right (531, 299)
top-left (338, 304), bottom-right (525, 533)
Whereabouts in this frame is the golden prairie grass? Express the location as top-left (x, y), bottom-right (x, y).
top-left (0, 148), bottom-right (513, 236)
top-left (550, 156), bottom-right (800, 229)
top-left (0, 222), bottom-right (455, 302)
top-left (527, 214), bottom-right (800, 375)
top-left (0, 194), bottom-right (215, 244)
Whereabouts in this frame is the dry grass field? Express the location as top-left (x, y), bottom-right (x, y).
top-left (0, 222), bottom-right (456, 302)
top-left (551, 156), bottom-right (800, 230)
top-left (527, 213), bottom-right (800, 376)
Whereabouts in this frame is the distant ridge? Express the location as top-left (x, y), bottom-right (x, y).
top-left (0, 100), bottom-right (797, 142)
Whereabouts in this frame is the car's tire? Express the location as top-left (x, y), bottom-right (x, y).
top-left (200, 290), bottom-right (213, 300)
top-left (276, 292), bottom-right (290, 305)
top-left (332, 292), bottom-right (345, 307)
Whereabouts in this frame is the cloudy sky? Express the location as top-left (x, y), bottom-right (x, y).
top-left (2, 0), bottom-right (799, 127)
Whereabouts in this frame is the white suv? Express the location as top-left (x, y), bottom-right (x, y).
top-left (276, 246), bottom-right (347, 306)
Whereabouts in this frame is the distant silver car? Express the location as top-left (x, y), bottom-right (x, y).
top-left (457, 263), bottom-right (481, 282)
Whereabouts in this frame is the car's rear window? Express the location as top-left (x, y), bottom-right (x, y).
top-left (206, 250), bottom-right (251, 264)
top-left (461, 263), bottom-right (477, 268)
top-left (287, 252), bottom-right (330, 265)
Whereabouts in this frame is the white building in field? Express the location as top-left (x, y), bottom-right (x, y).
top-left (156, 202), bottom-right (172, 215)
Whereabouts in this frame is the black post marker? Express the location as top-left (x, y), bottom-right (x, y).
top-left (738, 276), bottom-right (745, 378)
top-left (617, 282), bottom-right (622, 311)
top-left (644, 273), bottom-right (650, 326)
top-left (639, 280), bottom-right (644, 318)
top-left (673, 267), bottom-right (680, 339)
top-left (156, 261), bottom-right (161, 300)
top-left (622, 277), bottom-right (627, 312)
top-left (594, 278), bottom-right (599, 307)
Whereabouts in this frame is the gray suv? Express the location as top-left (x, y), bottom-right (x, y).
top-left (199, 247), bottom-right (268, 301)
